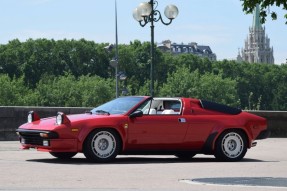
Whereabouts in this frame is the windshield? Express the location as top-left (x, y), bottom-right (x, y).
top-left (91, 97), bottom-right (145, 115)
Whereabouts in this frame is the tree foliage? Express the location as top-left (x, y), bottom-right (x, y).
top-left (0, 75), bottom-right (31, 106)
top-left (241, 0), bottom-right (287, 24)
top-left (0, 74), bottom-right (115, 107)
top-left (32, 74), bottom-right (115, 107)
top-left (159, 68), bottom-right (239, 107)
top-left (0, 38), bottom-right (287, 110)
top-left (0, 38), bottom-right (111, 88)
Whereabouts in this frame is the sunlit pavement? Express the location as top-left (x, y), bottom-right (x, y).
top-left (0, 138), bottom-right (286, 191)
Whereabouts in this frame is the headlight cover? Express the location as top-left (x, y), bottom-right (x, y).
top-left (27, 113), bottom-right (33, 123)
top-left (55, 112), bottom-right (71, 125)
top-left (27, 111), bottom-right (40, 123)
top-left (56, 113), bottom-right (63, 125)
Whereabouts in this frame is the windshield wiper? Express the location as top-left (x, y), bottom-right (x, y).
top-left (95, 110), bottom-right (110, 115)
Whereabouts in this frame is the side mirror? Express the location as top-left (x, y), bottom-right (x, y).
top-left (129, 110), bottom-right (143, 118)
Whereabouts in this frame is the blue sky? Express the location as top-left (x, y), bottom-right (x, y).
top-left (1, 0), bottom-right (286, 64)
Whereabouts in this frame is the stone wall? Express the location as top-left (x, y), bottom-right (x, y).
top-left (0, 107), bottom-right (286, 141)
top-left (248, 111), bottom-right (287, 138)
top-left (0, 106), bottom-right (89, 141)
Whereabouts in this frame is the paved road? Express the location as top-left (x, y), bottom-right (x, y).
top-left (0, 139), bottom-right (286, 191)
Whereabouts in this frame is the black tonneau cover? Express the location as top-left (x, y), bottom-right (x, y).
top-left (200, 100), bottom-right (242, 115)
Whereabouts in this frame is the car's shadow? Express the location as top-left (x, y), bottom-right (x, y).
top-left (26, 156), bottom-right (272, 165)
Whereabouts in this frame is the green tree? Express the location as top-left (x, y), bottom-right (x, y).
top-left (159, 67), bottom-right (239, 106)
top-left (32, 74), bottom-right (114, 107)
top-left (1, 38), bottom-right (287, 110)
top-left (77, 75), bottom-right (115, 107)
top-left (241, 0), bottom-right (287, 24)
top-left (173, 54), bottom-right (212, 74)
top-left (118, 40), bottom-right (166, 96)
top-left (20, 39), bottom-right (56, 87)
top-left (0, 75), bottom-right (32, 106)
top-left (271, 64), bottom-right (287, 110)
top-left (0, 39), bottom-right (23, 78)
top-left (0, 39), bottom-right (112, 88)
top-left (212, 60), bottom-right (284, 110)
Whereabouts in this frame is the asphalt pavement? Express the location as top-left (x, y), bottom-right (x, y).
top-left (0, 138), bottom-right (286, 191)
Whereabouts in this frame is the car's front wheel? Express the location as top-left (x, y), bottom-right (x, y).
top-left (83, 129), bottom-right (121, 162)
top-left (49, 152), bottom-right (77, 159)
top-left (214, 130), bottom-right (247, 162)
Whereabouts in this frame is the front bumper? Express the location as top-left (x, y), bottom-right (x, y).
top-left (16, 129), bottom-right (78, 152)
top-left (255, 129), bottom-right (271, 140)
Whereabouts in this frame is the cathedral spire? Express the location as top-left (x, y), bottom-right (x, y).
top-left (252, 4), bottom-right (262, 29)
top-left (237, 3), bottom-right (274, 64)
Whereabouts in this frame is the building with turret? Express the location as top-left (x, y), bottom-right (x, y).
top-left (237, 4), bottom-right (274, 64)
top-left (158, 40), bottom-right (217, 61)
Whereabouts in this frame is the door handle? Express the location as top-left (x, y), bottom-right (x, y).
top-left (178, 118), bottom-right (186, 123)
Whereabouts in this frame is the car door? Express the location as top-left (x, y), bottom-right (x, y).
top-left (127, 102), bottom-right (188, 150)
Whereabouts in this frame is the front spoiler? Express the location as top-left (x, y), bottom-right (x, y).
top-left (19, 138), bottom-right (78, 152)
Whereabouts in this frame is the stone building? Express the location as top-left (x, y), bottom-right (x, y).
top-left (158, 40), bottom-right (217, 61)
top-left (237, 4), bottom-right (274, 64)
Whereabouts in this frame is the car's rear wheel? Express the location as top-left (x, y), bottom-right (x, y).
top-left (49, 152), bottom-right (77, 159)
top-left (83, 129), bottom-right (121, 162)
top-left (214, 130), bottom-right (247, 162)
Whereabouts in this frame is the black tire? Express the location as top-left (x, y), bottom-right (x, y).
top-left (49, 152), bottom-right (77, 159)
top-left (175, 153), bottom-right (196, 160)
top-left (214, 129), bottom-right (248, 162)
top-left (83, 129), bottom-right (121, 162)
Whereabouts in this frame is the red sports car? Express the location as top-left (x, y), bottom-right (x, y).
top-left (16, 96), bottom-right (270, 162)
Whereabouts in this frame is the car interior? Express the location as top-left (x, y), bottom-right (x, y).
top-left (142, 98), bottom-right (182, 115)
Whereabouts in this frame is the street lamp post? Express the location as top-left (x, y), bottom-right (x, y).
top-left (106, 0), bottom-right (120, 98)
top-left (115, 0), bottom-right (119, 98)
top-left (133, 0), bottom-right (178, 97)
top-left (107, 0), bottom-right (120, 98)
